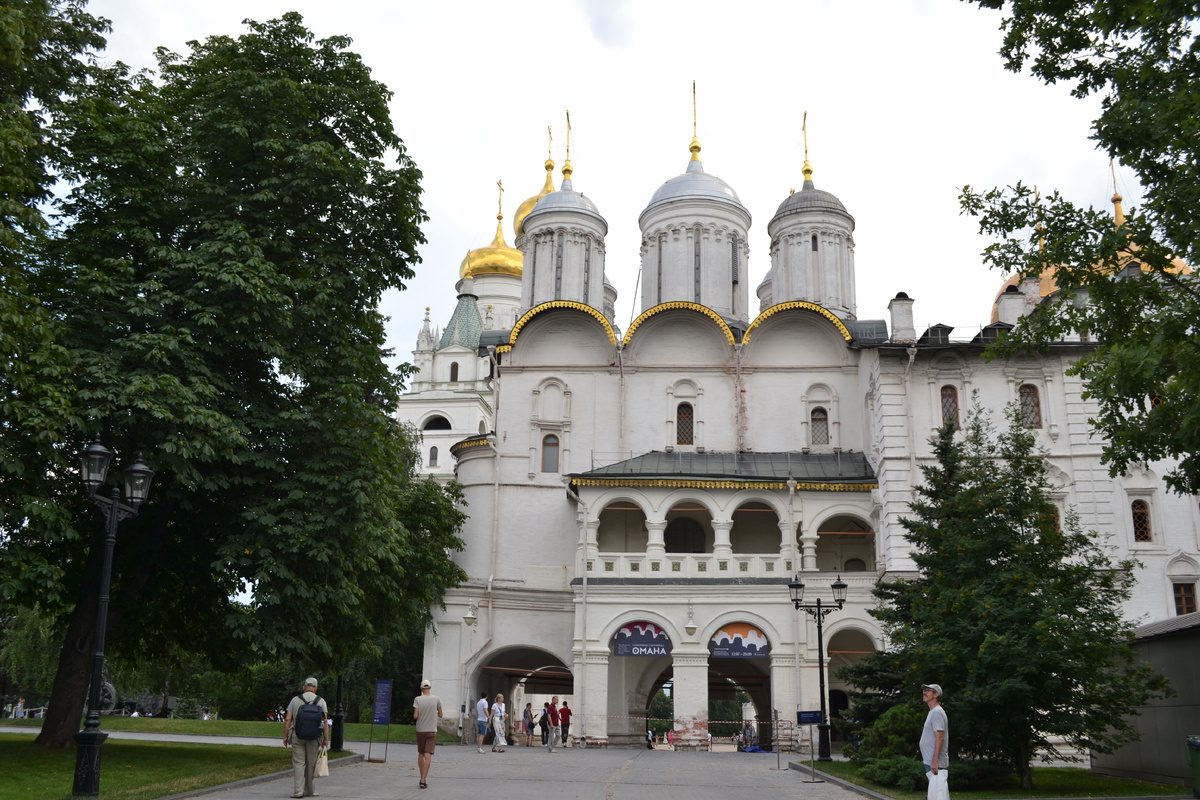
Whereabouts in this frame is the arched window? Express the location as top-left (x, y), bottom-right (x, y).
top-left (844, 558), bottom-right (868, 572)
top-left (428, 446), bottom-right (438, 467)
top-left (677, 403), bottom-right (694, 445)
top-left (811, 407), bottom-right (829, 446)
top-left (940, 385), bottom-right (959, 429)
top-left (449, 362), bottom-right (459, 382)
top-left (423, 416), bottom-right (451, 431)
top-left (1019, 384), bottom-right (1042, 428)
top-left (811, 234), bottom-right (819, 252)
top-left (664, 517), bottom-right (705, 553)
top-left (1131, 500), bottom-right (1151, 542)
top-left (541, 434), bottom-right (559, 473)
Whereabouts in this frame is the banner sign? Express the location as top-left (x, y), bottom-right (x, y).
top-left (709, 623), bottom-right (770, 658)
top-left (372, 679), bottom-right (393, 725)
top-left (612, 621), bottom-right (671, 657)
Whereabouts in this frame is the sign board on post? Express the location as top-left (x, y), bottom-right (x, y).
top-left (797, 711), bottom-right (824, 783)
top-left (367, 679), bottom-right (393, 763)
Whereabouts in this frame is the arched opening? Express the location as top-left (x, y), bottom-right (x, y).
top-left (676, 402), bottom-right (695, 446)
top-left (473, 648), bottom-right (573, 747)
top-left (815, 515), bottom-right (875, 573)
top-left (827, 629), bottom-right (877, 740)
top-left (597, 502), bottom-right (649, 553)
top-left (449, 361), bottom-right (459, 382)
top-left (709, 623), bottom-right (774, 749)
top-left (730, 501), bottom-right (780, 554)
top-left (428, 446), bottom-right (438, 467)
top-left (423, 415), bottom-right (451, 431)
top-left (664, 503), bottom-right (712, 554)
top-left (940, 385), bottom-right (959, 429)
top-left (541, 434), bottom-right (559, 473)
top-left (810, 407), bottom-right (829, 446)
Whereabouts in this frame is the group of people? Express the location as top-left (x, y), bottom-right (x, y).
top-left (291, 676), bottom-right (950, 800)
top-left (475, 693), bottom-right (571, 752)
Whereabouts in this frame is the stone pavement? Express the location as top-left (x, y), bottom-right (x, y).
top-left (187, 743), bottom-right (864, 800)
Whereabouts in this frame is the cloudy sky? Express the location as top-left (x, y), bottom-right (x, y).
top-left (88, 0), bottom-right (1136, 369)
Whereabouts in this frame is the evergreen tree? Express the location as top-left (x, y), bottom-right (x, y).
top-left (840, 402), bottom-right (1167, 789)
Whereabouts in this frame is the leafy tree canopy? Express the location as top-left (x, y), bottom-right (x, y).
top-left (0, 6), bottom-right (467, 747)
top-left (838, 402), bottom-right (1168, 790)
top-left (959, 1), bottom-right (1200, 493)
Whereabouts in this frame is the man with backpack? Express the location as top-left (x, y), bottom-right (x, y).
top-left (283, 677), bottom-right (328, 798)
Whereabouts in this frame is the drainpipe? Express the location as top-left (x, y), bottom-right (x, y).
top-left (788, 477), bottom-right (802, 746)
top-left (734, 344), bottom-right (746, 452)
top-left (617, 343), bottom-right (626, 457)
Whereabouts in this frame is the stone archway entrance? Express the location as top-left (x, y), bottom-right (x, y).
top-left (708, 621), bottom-right (775, 748)
top-left (472, 649), bottom-right (573, 746)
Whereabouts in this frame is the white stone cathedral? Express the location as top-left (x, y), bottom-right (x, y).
top-left (396, 134), bottom-right (1200, 748)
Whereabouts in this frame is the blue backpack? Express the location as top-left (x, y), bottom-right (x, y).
top-left (294, 696), bottom-right (324, 741)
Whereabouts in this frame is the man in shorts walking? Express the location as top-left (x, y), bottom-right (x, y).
top-left (413, 680), bottom-right (442, 789)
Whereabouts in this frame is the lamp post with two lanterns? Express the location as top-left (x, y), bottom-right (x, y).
top-left (787, 573), bottom-right (847, 762)
top-left (73, 441), bottom-right (154, 797)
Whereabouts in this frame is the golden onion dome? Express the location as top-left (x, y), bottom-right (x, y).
top-left (460, 213), bottom-right (523, 280)
top-left (513, 158), bottom-right (556, 238)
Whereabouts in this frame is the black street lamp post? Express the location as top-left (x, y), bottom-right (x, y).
top-left (331, 673), bottom-right (345, 751)
top-left (788, 573), bottom-right (848, 762)
top-left (73, 441), bottom-right (154, 797)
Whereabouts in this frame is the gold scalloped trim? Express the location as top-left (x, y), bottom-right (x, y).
top-left (621, 302), bottom-right (736, 347)
top-left (571, 478), bottom-right (875, 492)
top-left (506, 301), bottom-right (619, 351)
top-left (450, 437), bottom-right (492, 456)
top-left (743, 301), bottom-right (853, 342)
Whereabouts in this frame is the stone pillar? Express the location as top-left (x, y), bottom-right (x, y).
top-left (800, 528), bottom-right (818, 571)
top-left (712, 520), bottom-right (733, 558)
top-left (770, 652), bottom-right (799, 752)
top-left (646, 520), bottom-right (666, 557)
top-left (579, 648), bottom-right (610, 747)
top-left (778, 521), bottom-right (797, 561)
top-left (585, 519), bottom-right (600, 566)
top-left (670, 651), bottom-right (710, 751)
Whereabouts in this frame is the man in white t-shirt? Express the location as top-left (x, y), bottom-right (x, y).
top-left (921, 684), bottom-right (949, 800)
top-left (475, 692), bottom-right (490, 753)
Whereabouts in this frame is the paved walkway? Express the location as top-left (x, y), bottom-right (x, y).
top-left (190, 743), bottom-right (861, 800)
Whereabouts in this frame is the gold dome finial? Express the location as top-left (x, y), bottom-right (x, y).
top-left (562, 110), bottom-right (573, 181)
top-left (689, 80), bottom-right (702, 162)
top-left (491, 179), bottom-right (506, 245)
top-left (1110, 159), bottom-right (1126, 228)
top-left (514, 128), bottom-right (557, 238)
top-left (801, 110), bottom-right (814, 183)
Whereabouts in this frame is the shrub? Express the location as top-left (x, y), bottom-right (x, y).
top-left (949, 760), bottom-right (1013, 789)
top-left (858, 756), bottom-right (928, 790)
top-left (848, 703), bottom-right (925, 763)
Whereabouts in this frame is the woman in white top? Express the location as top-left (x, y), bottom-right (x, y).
top-left (490, 694), bottom-right (507, 752)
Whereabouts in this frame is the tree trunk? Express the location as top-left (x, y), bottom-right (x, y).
top-left (34, 525), bottom-right (104, 748)
top-left (1016, 738), bottom-right (1034, 790)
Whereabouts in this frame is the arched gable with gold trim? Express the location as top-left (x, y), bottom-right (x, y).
top-left (744, 301), bottom-right (853, 343)
top-left (623, 302), bottom-right (735, 366)
top-left (500, 300), bottom-right (618, 354)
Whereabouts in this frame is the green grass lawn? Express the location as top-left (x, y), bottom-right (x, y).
top-left (0, 734), bottom-right (293, 800)
top-left (814, 760), bottom-right (1189, 800)
top-left (0, 715), bottom-right (456, 743)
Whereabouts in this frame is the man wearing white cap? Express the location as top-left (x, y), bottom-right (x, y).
top-left (921, 684), bottom-right (949, 800)
top-left (283, 677), bottom-right (328, 798)
top-left (413, 679), bottom-right (442, 789)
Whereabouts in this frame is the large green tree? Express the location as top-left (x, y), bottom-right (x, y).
top-left (960, 1), bottom-right (1200, 494)
top-left (839, 404), bottom-right (1167, 789)
top-left (0, 9), bottom-right (467, 747)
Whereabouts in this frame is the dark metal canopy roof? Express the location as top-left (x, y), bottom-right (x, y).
top-left (570, 450), bottom-right (876, 490)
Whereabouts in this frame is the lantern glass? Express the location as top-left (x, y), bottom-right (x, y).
top-left (788, 574), bottom-right (805, 604)
top-left (80, 441), bottom-right (113, 493)
top-left (122, 455), bottom-right (154, 509)
top-left (832, 575), bottom-right (849, 604)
